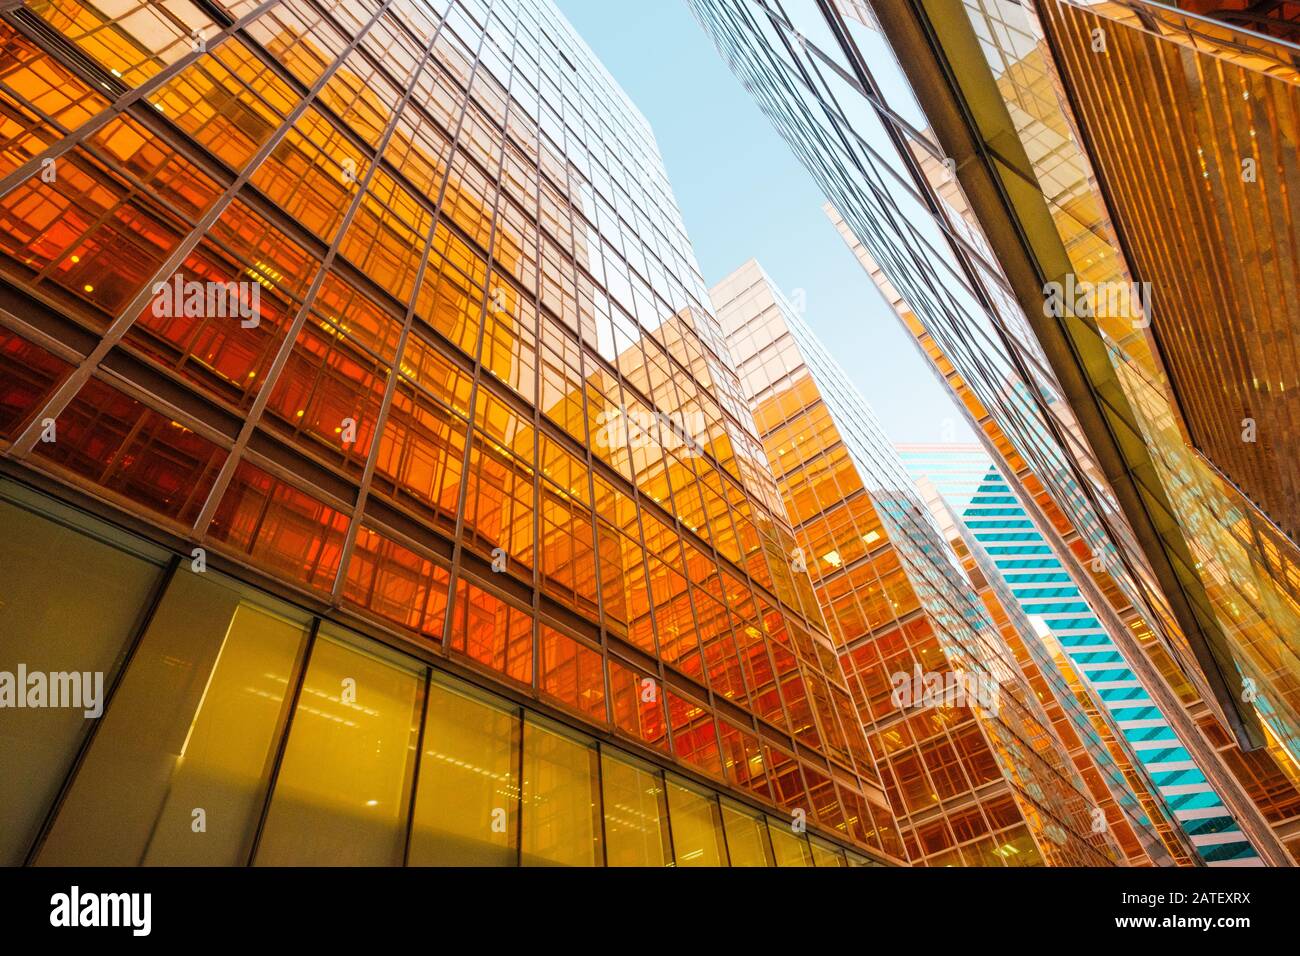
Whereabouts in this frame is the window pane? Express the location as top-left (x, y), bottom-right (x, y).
top-left (768, 817), bottom-right (814, 867)
top-left (601, 750), bottom-right (670, 866)
top-left (409, 678), bottom-right (520, 866)
top-left (0, 485), bottom-right (164, 865)
top-left (721, 801), bottom-right (774, 867)
top-left (208, 460), bottom-right (349, 593)
top-left (810, 836), bottom-right (846, 867)
top-left (666, 775), bottom-right (726, 867)
top-left (37, 572), bottom-right (308, 865)
top-left (521, 717), bottom-right (602, 866)
top-left (255, 629), bottom-right (423, 866)
top-left (539, 624), bottom-right (606, 721)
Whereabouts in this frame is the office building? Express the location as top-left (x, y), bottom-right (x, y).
top-left (713, 259), bottom-right (1145, 866)
top-left (691, 0), bottom-right (1300, 865)
top-left (902, 443), bottom-right (1263, 865)
top-left (0, 0), bottom-right (889, 866)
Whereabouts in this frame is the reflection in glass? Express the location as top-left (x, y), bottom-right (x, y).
top-left (255, 629), bottom-right (423, 866)
top-left (38, 571), bottom-right (307, 865)
top-left (721, 800), bottom-right (774, 867)
top-left (601, 750), bottom-right (670, 866)
top-left (0, 489), bottom-right (164, 865)
top-left (409, 677), bottom-right (520, 865)
top-left (810, 835), bottom-right (846, 867)
top-left (521, 717), bottom-right (602, 866)
top-left (768, 816), bottom-right (814, 867)
top-left (666, 775), bottom-right (727, 866)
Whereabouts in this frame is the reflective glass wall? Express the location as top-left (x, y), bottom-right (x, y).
top-left (712, 260), bottom-right (1127, 866)
top-left (0, 0), bottom-right (892, 863)
top-left (0, 479), bottom-right (878, 866)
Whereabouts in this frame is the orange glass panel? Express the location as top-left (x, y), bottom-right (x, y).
top-left (343, 525), bottom-right (450, 643)
top-left (666, 691), bottom-right (722, 777)
top-left (34, 377), bottom-right (224, 525)
top-left (0, 329), bottom-right (70, 439)
top-left (608, 659), bottom-right (669, 753)
top-left (447, 579), bottom-right (533, 686)
top-left (538, 624), bottom-right (606, 722)
top-left (208, 460), bottom-right (348, 592)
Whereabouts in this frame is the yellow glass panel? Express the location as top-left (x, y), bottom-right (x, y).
top-left (665, 775), bottom-right (726, 867)
top-left (768, 817), bottom-right (814, 867)
top-left (0, 489), bottom-right (164, 865)
top-left (38, 571), bottom-right (308, 865)
top-left (408, 678), bottom-right (520, 866)
top-left (521, 717), bottom-right (602, 866)
top-left (810, 836), bottom-right (846, 867)
top-left (601, 751), bottom-right (670, 866)
top-left (255, 630), bottom-right (423, 866)
top-left (720, 801), bottom-right (774, 867)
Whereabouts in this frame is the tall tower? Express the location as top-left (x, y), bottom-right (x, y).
top-left (713, 259), bottom-right (1147, 865)
top-left (901, 444), bottom-right (1264, 865)
top-left (0, 0), bottom-right (888, 866)
top-left (691, 0), bottom-right (1300, 865)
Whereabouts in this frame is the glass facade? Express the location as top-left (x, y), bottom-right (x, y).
top-left (849, 213), bottom-right (1300, 866)
top-left (712, 260), bottom-right (1133, 866)
top-left (0, 0), bottom-right (888, 865)
top-left (690, 0), bottom-right (1300, 865)
top-left (2, 479), bottom-right (883, 866)
top-left (1038, 0), bottom-right (1300, 546)
top-left (903, 446), bottom-right (1260, 865)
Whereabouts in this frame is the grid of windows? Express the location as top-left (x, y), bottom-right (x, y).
top-left (0, 0), bottom-right (892, 862)
top-left (0, 480), bottom-right (882, 866)
top-left (712, 260), bottom-right (1123, 866)
top-left (957, 467), bottom-right (1261, 864)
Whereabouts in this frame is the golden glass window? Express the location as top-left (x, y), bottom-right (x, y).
top-left (600, 751), bottom-right (670, 867)
top-left (810, 836), bottom-right (847, 867)
top-left (255, 629), bottom-right (423, 866)
top-left (665, 775), bottom-right (727, 867)
top-left (520, 717), bottom-right (602, 867)
top-left (767, 818), bottom-right (814, 867)
top-left (0, 485), bottom-right (166, 865)
top-left (720, 801), bottom-right (774, 867)
top-left (37, 571), bottom-right (308, 866)
top-left (408, 677), bottom-right (520, 866)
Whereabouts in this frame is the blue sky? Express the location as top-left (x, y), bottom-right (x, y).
top-left (555, 0), bottom-right (974, 445)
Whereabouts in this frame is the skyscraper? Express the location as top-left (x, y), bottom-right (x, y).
top-left (901, 443), bottom-right (1263, 865)
top-left (907, 463), bottom-right (1199, 866)
top-left (0, 0), bottom-right (888, 866)
top-left (691, 0), bottom-right (1300, 865)
top-left (1032, 0), bottom-right (1300, 544)
top-left (712, 258), bottom-right (1157, 866)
